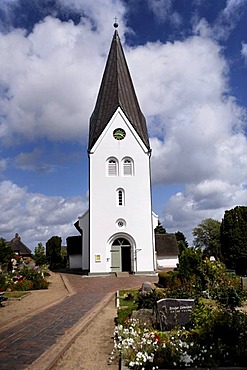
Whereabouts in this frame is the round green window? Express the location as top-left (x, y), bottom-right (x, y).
top-left (113, 128), bottom-right (126, 140)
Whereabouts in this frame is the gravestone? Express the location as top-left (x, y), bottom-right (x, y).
top-left (157, 298), bottom-right (195, 331)
top-left (141, 281), bottom-right (153, 294)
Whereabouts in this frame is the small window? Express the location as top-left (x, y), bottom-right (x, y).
top-left (116, 218), bottom-right (126, 228)
top-left (107, 158), bottom-right (118, 176)
top-left (117, 188), bottom-right (125, 206)
top-left (118, 190), bottom-right (123, 205)
top-left (123, 157), bottom-right (134, 176)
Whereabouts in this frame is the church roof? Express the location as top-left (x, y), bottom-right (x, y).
top-left (155, 234), bottom-right (179, 256)
top-left (8, 233), bottom-right (32, 256)
top-left (88, 29), bottom-right (150, 151)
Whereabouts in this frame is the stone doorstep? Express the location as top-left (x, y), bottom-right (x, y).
top-left (115, 272), bottom-right (130, 277)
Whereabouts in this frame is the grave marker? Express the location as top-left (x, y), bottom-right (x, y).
top-left (157, 298), bottom-right (195, 330)
top-left (141, 281), bottom-right (153, 294)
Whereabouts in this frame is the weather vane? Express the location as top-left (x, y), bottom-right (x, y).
top-left (113, 17), bottom-right (118, 28)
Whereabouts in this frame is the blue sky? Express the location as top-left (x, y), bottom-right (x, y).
top-left (0, 0), bottom-right (246, 250)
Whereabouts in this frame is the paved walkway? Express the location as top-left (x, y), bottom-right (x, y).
top-left (0, 273), bottom-right (157, 369)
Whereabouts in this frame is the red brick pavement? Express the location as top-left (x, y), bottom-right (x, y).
top-left (0, 273), bottom-right (157, 369)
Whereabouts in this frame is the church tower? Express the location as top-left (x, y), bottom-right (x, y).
top-left (79, 26), bottom-right (156, 274)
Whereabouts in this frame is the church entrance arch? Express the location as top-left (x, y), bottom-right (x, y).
top-left (110, 237), bottom-right (133, 273)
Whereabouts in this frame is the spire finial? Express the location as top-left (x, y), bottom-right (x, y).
top-left (113, 17), bottom-right (118, 28)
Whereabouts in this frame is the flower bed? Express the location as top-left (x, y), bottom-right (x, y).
top-left (0, 265), bottom-right (50, 292)
top-left (113, 253), bottom-right (247, 369)
top-left (114, 308), bottom-right (247, 369)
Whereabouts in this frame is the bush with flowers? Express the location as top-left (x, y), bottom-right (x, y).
top-left (0, 264), bottom-right (49, 292)
top-left (114, 250), bottom-right (247, 368)
top-left (111, 318), bottom-right (160, 369)
top-left (113, 306), bottom-right (247, 368)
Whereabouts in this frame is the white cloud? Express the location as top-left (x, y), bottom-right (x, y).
top-left (0, 180), bottom-right (88, 249)
top-left (0, 19), bottom-right (99, 143)
top-left (0, 0), bottom-right (246, 246)
top-left (0, 159), bottom-right (7, 173)
top-left (241, 42), bottom-right (247, 63)
top-left (14, 149), bottom-right (57, 173)
top-left (210, 0), bottom-right (246, 41)
top-left (125, 30), bottom-right (247, 240)
top-left (162, 181), bottom-right (247, 244)
top-left (147, 0), bottom-right (182, 27)
top-left (0, 0), bottom-right (127, 145)
top-left (192, 0), bottom-right (246, 42)
top-left (127, 35), bottom-right (246, 185)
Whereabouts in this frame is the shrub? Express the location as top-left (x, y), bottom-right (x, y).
top-left (115, 307), bottom-right (247, 368)
top-left (0, 273), bottom-right (7, 291)
top-left (8, 273), bottom-right (49, 291)
top-left (158, 270), bottom-right (179, 288)
top-left (136, 289), bottom-right (164, 312)
top-left (16, 267), bottom-right (49, 290)
top-left (212, 272), bottom-right (245, 309)
top-left (12, 278), bottom-right (33, 291)
top-left (158, 254), bottom-right (246, 307)
top-left (189, 305), bottom-right (247, 366)
top-left (178, 247), bottom-right (203, 281)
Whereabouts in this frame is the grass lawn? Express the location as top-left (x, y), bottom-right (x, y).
top-left (3, 291), bottom-right (30, 299)
top-left (119, 289), bottom-right (139, 308)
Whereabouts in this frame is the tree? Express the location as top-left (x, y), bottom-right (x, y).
top-left (175, 231), bottom-right (188, 254)
top-left (178, 247), bottom-right (204, 281)
top-left (34, 243), bottom-right (48, 266)
top-left (192, 218), bottom-right (222, 259)
top-left (220, 206), bottom-right (247, 275)
top-left (46, 236), bottom-right (62, 269)
top-left (154, 220), bottom-right (166, 234)
top-left (0, 238), bottom-right (14, 266)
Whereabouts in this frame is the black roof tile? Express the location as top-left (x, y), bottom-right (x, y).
top-left (88, 30), bottom-right (150, 151)
top-left (155, 234), bottom-right (179, 256)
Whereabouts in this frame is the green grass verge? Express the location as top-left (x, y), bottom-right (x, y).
top-left (116, 290), bottom-right (139, 324)
top-left (2, 291), bottom-right (30, 299)
top-left (119, 289), bottom-right (139, 308)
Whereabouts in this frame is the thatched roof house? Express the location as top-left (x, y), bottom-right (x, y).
top-left (8, 233), bottom-right (32, 257)
top-left (155, 233), bottom-right (179, 269)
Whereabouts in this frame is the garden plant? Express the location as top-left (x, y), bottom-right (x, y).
top-left (0, 257), bottom-right (50, 292)
top-left (113, 249), bottom-right (247, 369)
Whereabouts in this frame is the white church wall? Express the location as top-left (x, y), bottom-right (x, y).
top-left (69, 254), bottom-right (82, 269)
top-left (152, 212), bottom-right (159, 229)
top-left (89, 108), bottom-right (155, 273)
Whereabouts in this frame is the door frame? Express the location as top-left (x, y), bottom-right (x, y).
top-left (108, 233), bottom-right (135, 273)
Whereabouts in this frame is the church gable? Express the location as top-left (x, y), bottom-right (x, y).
top-left (89, 107), bottom-right (149, 154)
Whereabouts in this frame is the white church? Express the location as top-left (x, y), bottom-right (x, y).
top-left (67, 26), bottom-right (178, 274)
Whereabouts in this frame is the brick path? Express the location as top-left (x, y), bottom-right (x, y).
top-left (0, 273), bottom-right (157, 369)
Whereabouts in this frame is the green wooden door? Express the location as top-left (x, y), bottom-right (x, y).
top-left (111, 245), bottom-right (120, 272)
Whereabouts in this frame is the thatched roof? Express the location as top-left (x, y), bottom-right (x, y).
top-left (8, 233), bottom-right (32, 256)
top-left (155, 234), bottom-right (179, 256)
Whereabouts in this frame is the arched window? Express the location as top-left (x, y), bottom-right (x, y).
top-left (117, 188), bottom-right (125, 206)
top-left (123, 157), bottom-right (134, 176)
top-left (107, 158), bottom-right (118, 176)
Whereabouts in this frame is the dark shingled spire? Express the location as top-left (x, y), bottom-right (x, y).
top-left (88, 30), bottom-right (150, 151)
